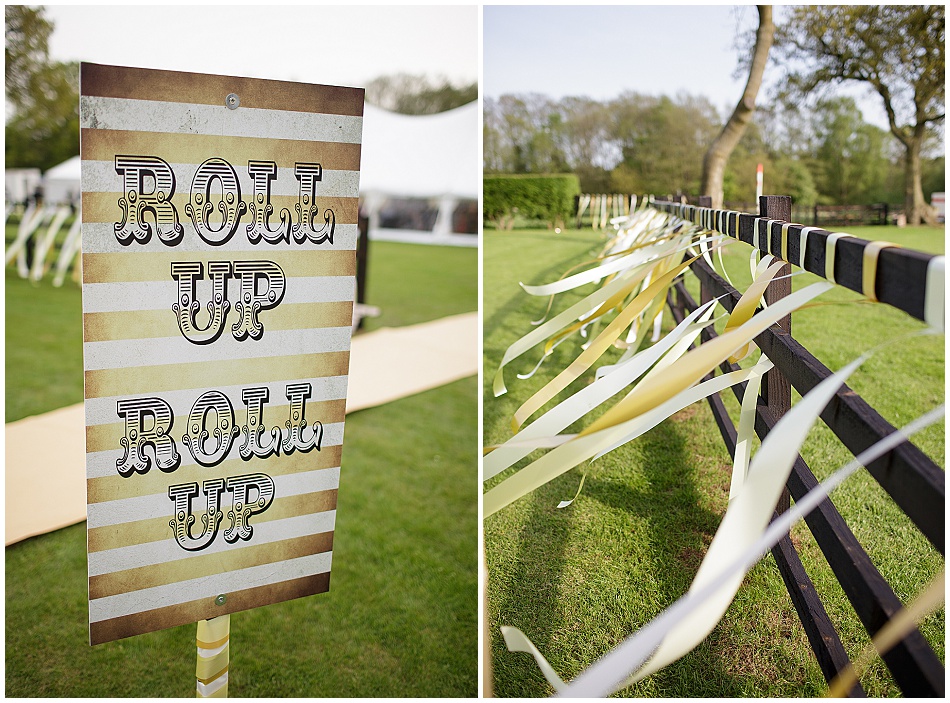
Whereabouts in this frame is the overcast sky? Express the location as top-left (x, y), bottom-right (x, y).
top-left (41, 3), bottom-right (892, 131)
top-left (45, 5), bottom-right (478, 90)
top-left (483, 4), bottom-right (891, 130)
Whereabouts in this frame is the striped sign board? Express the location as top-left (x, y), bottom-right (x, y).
top-left (80, 63), bottom-right (363, 645)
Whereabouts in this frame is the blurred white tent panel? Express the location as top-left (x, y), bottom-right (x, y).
top-left (42, 155), bottom-right (82, 206)
top-left (360, 102), bottom-right (478, 246)
top-left (5, 168), bottom-right (42, 205)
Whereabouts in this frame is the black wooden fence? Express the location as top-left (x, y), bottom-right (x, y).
top-left (813, 203), bottom-right (892, 227)
top-left (653, 195), bottom-right (944, 696)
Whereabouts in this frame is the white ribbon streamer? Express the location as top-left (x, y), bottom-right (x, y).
top-left (485, 282), bottom-right (834, 516)
top-left (555, 404), bottom-right (944, 697)
top-left (494, 266), bottom-right (649, 396)
top-left (485, 301), bottom-right (718, 480)
top-left (520, 234), bottom-right (716, 298)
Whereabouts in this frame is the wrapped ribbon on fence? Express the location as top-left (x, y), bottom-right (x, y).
top-left (924, 256), bottom-right (945, 329)
top-left (650, 199), bottom-right (944, 329)
top-left (861, 241), bottom-right (901, 302)
top-left (824, 232), bottom-right (853, 284)
top-left (798, 226), bottom-right (820, 268)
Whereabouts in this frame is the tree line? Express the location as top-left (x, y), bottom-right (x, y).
top-left (484, 91), bottom-right (943, 211)
top-left (485, 5), bottom-right (945, 224)
top-left (5, 5), bottom-right (79, 173)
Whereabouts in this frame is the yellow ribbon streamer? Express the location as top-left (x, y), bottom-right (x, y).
top-left (483, 301), bottom-right (719, 480)
top-left (493, 265), bottom-right (650, 397)
top-left (510, 256), bottom-right (700, 432)
top-left (722, 259), bottom-right (786, 363)
top-left (826, 569), bottom-right (945, 697)
top-left (530, 227), bottom-right (685, 324)
top-left (542, 265), bottom-right (652, 354)
top-left (485, 365), bottom-right (762, 517)
top-left (580, 282), bottom-right (833, 438)
top-left (521, 237), bottom-right (675, 297)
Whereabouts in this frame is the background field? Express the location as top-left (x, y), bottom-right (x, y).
top-left (5, 237), bottom-right (479, 697)
top-left (483, 224), bottom-right (944, 697)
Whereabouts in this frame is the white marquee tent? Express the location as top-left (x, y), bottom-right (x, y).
top-left (359, 102), bottom-right (478, 245)
top-left (5, 167), bottom-right (42, 205)
top-left (30, 100), bottom-right (478, 243)
top-left (359, 101), bottom-right (478, 201)
top-left (42, 155), bottom-right (82, 206)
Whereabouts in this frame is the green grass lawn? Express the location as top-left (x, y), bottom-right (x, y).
top-left (5, 238), bottom-right (477, 423)
top-left (360, 240), bottom-right (477, 331)
top-left (5, 240), bottom-right (478, 697)
top-left (483, 224), bottom-right (944, 697)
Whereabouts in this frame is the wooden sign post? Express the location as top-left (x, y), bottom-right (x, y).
top-left (79, 63), bottom-right (363, 665)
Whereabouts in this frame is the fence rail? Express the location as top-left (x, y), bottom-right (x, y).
top-left (813, 203), bottom-right (891, 227)
top-left (651, 197), bottom-right (944, 326)
top-left (656, 194), bottom-right (944, 697)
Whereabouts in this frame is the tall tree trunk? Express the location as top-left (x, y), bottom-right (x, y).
top-left (701, 6), bottom-right (774, 208)
top-left (904, 126), bottom-right (937, 226)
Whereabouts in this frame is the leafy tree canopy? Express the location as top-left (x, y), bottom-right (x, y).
top-left (365, 73), bottom-right (477, 115)
top-left (776, 5), bottom-right (945, 224)
top-left (5, 5), bottom-right (80, 172)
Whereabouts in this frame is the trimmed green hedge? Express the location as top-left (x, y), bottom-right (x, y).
top-left (484, 174), bottom-right (580, 229)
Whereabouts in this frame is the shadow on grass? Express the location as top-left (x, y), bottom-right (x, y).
top-left (576, 417), bottom-right (745, 697)
top-left (490, 488), bottom-right (575, 697)
top-left (482, 235), bottom-right (601, 344)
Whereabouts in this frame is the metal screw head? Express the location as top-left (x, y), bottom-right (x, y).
top-left (226, 93), bottom-right (240, 110)
top-left (215, 594), bottom-right (227, 606)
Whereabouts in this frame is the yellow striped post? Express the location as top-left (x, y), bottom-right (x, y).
top-left (196, 615), bottom-right (230, 698)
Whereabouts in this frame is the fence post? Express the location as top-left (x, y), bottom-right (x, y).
top-left (759, 195), bottom-right (793, 513)
top-left (356, 212), bottom-right (370, 330)
top-left (698, 196), bottom-right (713, 309)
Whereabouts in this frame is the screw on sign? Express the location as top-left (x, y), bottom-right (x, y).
top-left (80, 63), bottom-right (364, 697)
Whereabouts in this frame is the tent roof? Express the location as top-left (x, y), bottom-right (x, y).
top-left (44, 155), bottom-right (82, 180)
top-left (45, 104), bottom-right (480, 202)
top-left (359, 102), bottom-right (478, 200)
